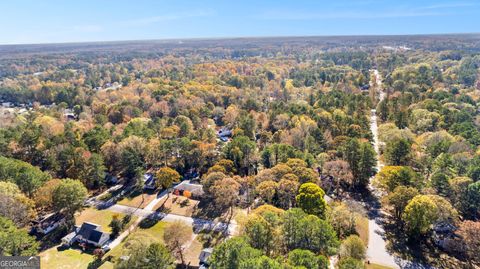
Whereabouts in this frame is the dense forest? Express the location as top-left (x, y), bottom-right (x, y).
top-left (0, 35), bottom-right (480, 269)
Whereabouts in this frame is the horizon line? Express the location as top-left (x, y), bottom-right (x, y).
top-left (1, 32), bottom-right (479, 47)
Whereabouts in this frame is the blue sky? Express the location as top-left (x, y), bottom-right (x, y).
top-left (0, 0), bottom-right (479, 44)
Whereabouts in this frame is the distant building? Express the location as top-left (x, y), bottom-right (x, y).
top-left (104, 82), bottom-right (123, 91)
top-left (1, 102), bottom-right (12, 108)
top-left (217, 127), bottom-right (232, 142)
top-left (218, 127), bottom-right (232, 137)
top-left (62, 222), bottom-right (110, 248)
top-left (360, 84), bottom-right (370, 91)
top-left (64, 109), bottom-right (76, 120)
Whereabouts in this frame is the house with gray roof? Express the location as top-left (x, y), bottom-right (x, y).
top-left (62, 222), bottom-right (110, 248)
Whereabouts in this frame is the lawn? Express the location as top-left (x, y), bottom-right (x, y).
top-left (356, 215), bottom-right (369, 245)
top-left (99, 261), bottom-right (114, 269)
top-left (365, 263), bottom-right (395, 269)
top-left (117, 191), bottom-right (158, 209)
top-left (104, 219), bottom-right (203, 267)
top-left (75, 207), bottom-right (128, 233)
top-left (153, 195), bottom-right (200, 217)
top-left (40, 247), bottom-right (95, 269)
top-left (105, 220), bottom-right (168, 262)
top-left (184, 236), bottom-right (203, 267)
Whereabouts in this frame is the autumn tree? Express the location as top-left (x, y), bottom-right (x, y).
top-left (296, 183), bottom-right (327, 218)
top-left (155, 167), bottom-right (181, 190)
top-left (384, 186), bottom-right (419, 221)
top-left (0, 182), bottom-right (36, 227)
top-left (374, 166), bottom-right (419, 193)
top-left (322, 160), bottom-right (353, 195)
top-left (256, 180), bottom-right (278, 204)
top-left (339, 235), bottom-right (366, 260)
top-left (211, 177), bottom-right (240, 218)
top-left (449, 176), bottom-right (473, 215)
top-left (243, 213), bottom-right (282, 256)
top-left (403, 195), bottom-right (438, 238)
top-left (402, 195), bottom-right (456, 239)
top-left (455, 221), bottom-right (480, 263)
top-left (277, 178), bottom-right (299, 209)
top-left (327, 202), bottom-right (358, 239)
top-left (202, 172), bottom-right (227, 197)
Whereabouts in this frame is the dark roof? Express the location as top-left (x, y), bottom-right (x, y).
top-left (144, 173), bottom-right (155, 186)
top-left (218, 128), bottom-right (232, 137)
top-left (77, 223), bottom-right (98, 237)
top-left (89, 230), bottom-right (104, 243)
top-left (33, 212), bottom-right (64, 229)
top-left (76, 222), bottom-right (109, 243)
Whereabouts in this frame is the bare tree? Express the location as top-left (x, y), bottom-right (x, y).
top-left (163, 221), bottom-right (192, 268)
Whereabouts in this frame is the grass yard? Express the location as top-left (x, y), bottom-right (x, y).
top-left (117, 191), bottom-right (158, 209)
top-left (104, 220), bottom-right (168, 262)
top-left (99, 261), bottom-right (114, 269)
top-left (40, 247), bottom-right (95, 269)
top-left (104, 219), bottom-right (202, 266)
top-left (184, 237), bottom-right (203, 267)
top-left (356, 215), bottom-right (369, 245)
top-left (154, 195), bottom-right (200, 217)
top-left (365, 263), bottom-right (395, 269)
top-left (75, 207), bottom-right (132, 233)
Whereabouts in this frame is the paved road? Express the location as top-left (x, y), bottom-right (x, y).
top-left (366, 70), bottom-right (399, 269)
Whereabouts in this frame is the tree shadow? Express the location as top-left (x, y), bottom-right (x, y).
top-left (192, 199), bottom-right (224, 219)
top-left (139, 213), bottom-right (164, 229)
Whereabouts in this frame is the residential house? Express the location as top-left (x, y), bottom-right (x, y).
top-left (143, 173), bottom-right (156, 190)
top-left (62, 222), bottom-right (110, 248)
top-left (173, 181), bottom-right (204, 199)
top-left (31, 212), bottom-right (65, 235)
top-left (360, 84), bottom-right (370, 91)
top-left (217, 127), bottom-right (232, 141)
